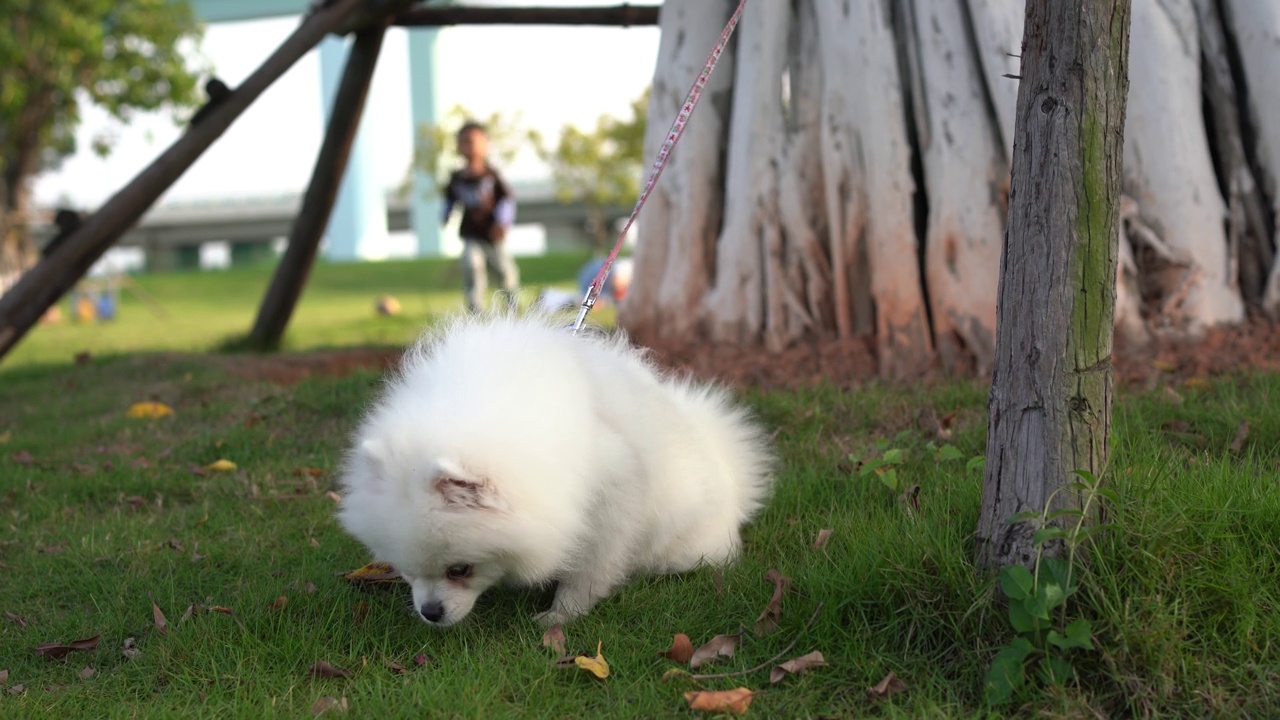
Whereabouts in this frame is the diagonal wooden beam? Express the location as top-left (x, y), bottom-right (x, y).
top-left (0, 0), bottom-right (371, 361)
top-left (394, 4), bottom-right (660, 27)
top-left (247, 23), bottom-right (388, 351)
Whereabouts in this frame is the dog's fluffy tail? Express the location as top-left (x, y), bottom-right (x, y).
top-left (667, 377), bottom-right (776, 525)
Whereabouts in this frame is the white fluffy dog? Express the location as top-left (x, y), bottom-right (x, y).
top-left (337, 313), bottom-right (774, 627)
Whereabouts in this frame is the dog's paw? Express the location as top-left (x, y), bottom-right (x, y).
top-left (534, 609), bottom-right (571, 628)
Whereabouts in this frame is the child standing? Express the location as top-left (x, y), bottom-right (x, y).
top-left (442, 121), bottom-right (519, 312)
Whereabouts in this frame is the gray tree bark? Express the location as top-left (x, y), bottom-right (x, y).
top-left (976, 0), bottom-right (1131, 570)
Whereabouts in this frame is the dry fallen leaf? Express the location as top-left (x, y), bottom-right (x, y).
top-left (0, 429), bottom-right (10, 444)
top-left (206, 459), bottom-right (237, 473)
top-left (77, 666), bottom-right (96, 680)
top-left (309, 661), bottom-right (353, 680)
top-left (0, 668), bottom-right (8, 682)
top-left (690, 633), bottom-right (740, 670)
top-left (574, 641), bottom-right (610, 679)
top-left (210, 605), bottom-right (234, 615)
top-left (7, 684), bottom-right (23, 695)
top-left (126, 402), bottom-right (173, 419)
top-left (936, 410), bottom-right (958, 440)
top-left (305, 581), bottom-right (319, 594)
top-left (811, 529), bottom-right (834, 551)
top-left (899, 484), bottom-right (921, 515)
top-left (163, 539), bottom-right (184, 552)
top-left (662, 633), bottom-right (695, 664)
top-left (1229, 421), bottom-right (1250, 452)
top-left (34, 635), bottom-right (100, 661)
top-left (270, 596), bottom-right (289, 611)
top-left (413, 653), bottom-right (427, 667)
top-left (542, 624), bottom-right (566, 655)
top-left (310, 695), bottom-right (349, 716)
top-left (755, 569), bottom-right (792, 636)
top-left (661, 668), bottom-right (691, 683)
top-left (769, 650), bottom-right (826, 684)
top-left (180, 604), bottom-right (195, 625)
top-left (310, 537), bottom-right (321, 548)
top-left (326, 491), bottom-right (342, 503)
top-left (386, 660), bottom-right (407, 675)
top-left (684, 687), bottom-right (754, 714)
top-left (340, 562), bottom-right (402, 584)
top-left (12, 450), bottom-right (34, 466)
top-left (868, 671), bottom-right (907, 700)
top-left (152, 601), bottom-right (169, 634)
top-left (5, 610), bottom-right (27, 628)
top-left (122, 637), bottom-right (141, 661)
top-left (352, 601), bottom-right (368, 627)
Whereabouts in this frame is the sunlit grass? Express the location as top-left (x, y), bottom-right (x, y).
top-left (2, 348), bottom-right (1278, 717)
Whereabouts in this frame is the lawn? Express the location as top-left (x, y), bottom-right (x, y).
top-left (1, 258), bottom-right (1279, 718)
top-left (2, 252), bottom-right (605, 370)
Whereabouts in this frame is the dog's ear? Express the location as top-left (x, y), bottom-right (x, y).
top-left (433, 475), bottom-right (504, 511)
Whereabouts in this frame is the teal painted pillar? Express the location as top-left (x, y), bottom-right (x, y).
top-left (408, 28), bottom-right (446, 257)
top-left (318, 35), bottom-right (389, 262)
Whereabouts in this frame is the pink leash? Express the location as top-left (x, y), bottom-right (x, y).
top-left (571, 0), bottom-right (749, 334)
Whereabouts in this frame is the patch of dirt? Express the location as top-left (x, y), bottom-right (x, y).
top-left (642, 320), bottom-right (1280, 389)
top-left (1113, 319), bottom-right (1280, 387)
top-left (207, 320), bottom-right (1280, 391)
top-left (219, 348), bottom-right (403, 387)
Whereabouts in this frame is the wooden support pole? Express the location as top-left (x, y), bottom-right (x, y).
top-left (246, 24), bottom-right (388, 351)
top-left (0, 0), bottom-right (370, 361)
top-left (394, 4), bottom-right (660, 27)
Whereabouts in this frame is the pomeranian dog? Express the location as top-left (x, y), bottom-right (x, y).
top-left (336, 312), bottom-right (774, 627)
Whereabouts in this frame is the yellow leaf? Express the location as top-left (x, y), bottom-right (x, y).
top-left (0, 430), bottom-right (11, 444)
top-left (206, 459), bottom-right (237, 472)
top-left (574, 641), bottom-right (610, 679)
top-left (126, 402), bottom-right (173, 419)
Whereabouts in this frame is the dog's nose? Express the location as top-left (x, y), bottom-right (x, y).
top-left (419, 600), bottom-right (445, 623)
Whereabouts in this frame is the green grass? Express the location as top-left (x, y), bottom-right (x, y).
top-left (2, 259), bottom-right (1279, 717)
top-left (3, 252), bottom-right (606, 370)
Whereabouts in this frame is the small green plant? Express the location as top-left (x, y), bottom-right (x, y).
top-left (983, 469), bottom-right (1117, 705)
top-left (858, 446), bottom-right (907, 492)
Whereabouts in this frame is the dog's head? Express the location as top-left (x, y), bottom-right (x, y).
top-left (337, 438), bottom-right (559, 628)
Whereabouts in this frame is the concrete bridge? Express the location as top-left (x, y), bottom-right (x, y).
top-left (80, 181), bottom-right (626, 271)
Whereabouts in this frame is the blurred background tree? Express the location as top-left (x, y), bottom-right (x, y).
top-left (530, 87), bottom-right (647, 248)
top-left (0, 0), bottom-right (204, 288)
top-left (408, 104), bottom-right (526, 193)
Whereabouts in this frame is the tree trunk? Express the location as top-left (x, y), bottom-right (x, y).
top-left (1192, 0), bottom-right (1273, 310)
top-left (621, 0), bottom-right (1277, 376)
top-left (1225, 2), bottom-right (1280, 315)
top-left (1123, 0), bottom-right (1242, 335)
top-left (902, 0), bottom-right (1008, 375)
top-left (976, 0), bottom-right (1131, 570)
top-left (814, 0), bottom-right (932, 378)
top-left (618, 0), bottom-right (734, 345)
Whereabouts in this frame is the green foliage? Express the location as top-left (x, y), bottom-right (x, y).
top-left (530, 88), bottom-right (648, 245)
top-left (0, 0), bottom-right (204, 170)
top-left (984, 470), bottom-right (1112, 706)
top-left (854, 435), bottom-right (974, 495)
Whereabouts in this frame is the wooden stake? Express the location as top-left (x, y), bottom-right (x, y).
top-left (247, 23), bottom-right (388, 351)
top-left (394, 5), bottom-right (659, 27)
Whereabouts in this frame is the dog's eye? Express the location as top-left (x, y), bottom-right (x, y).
top-left (445, 564), bottom-right (473, 581)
